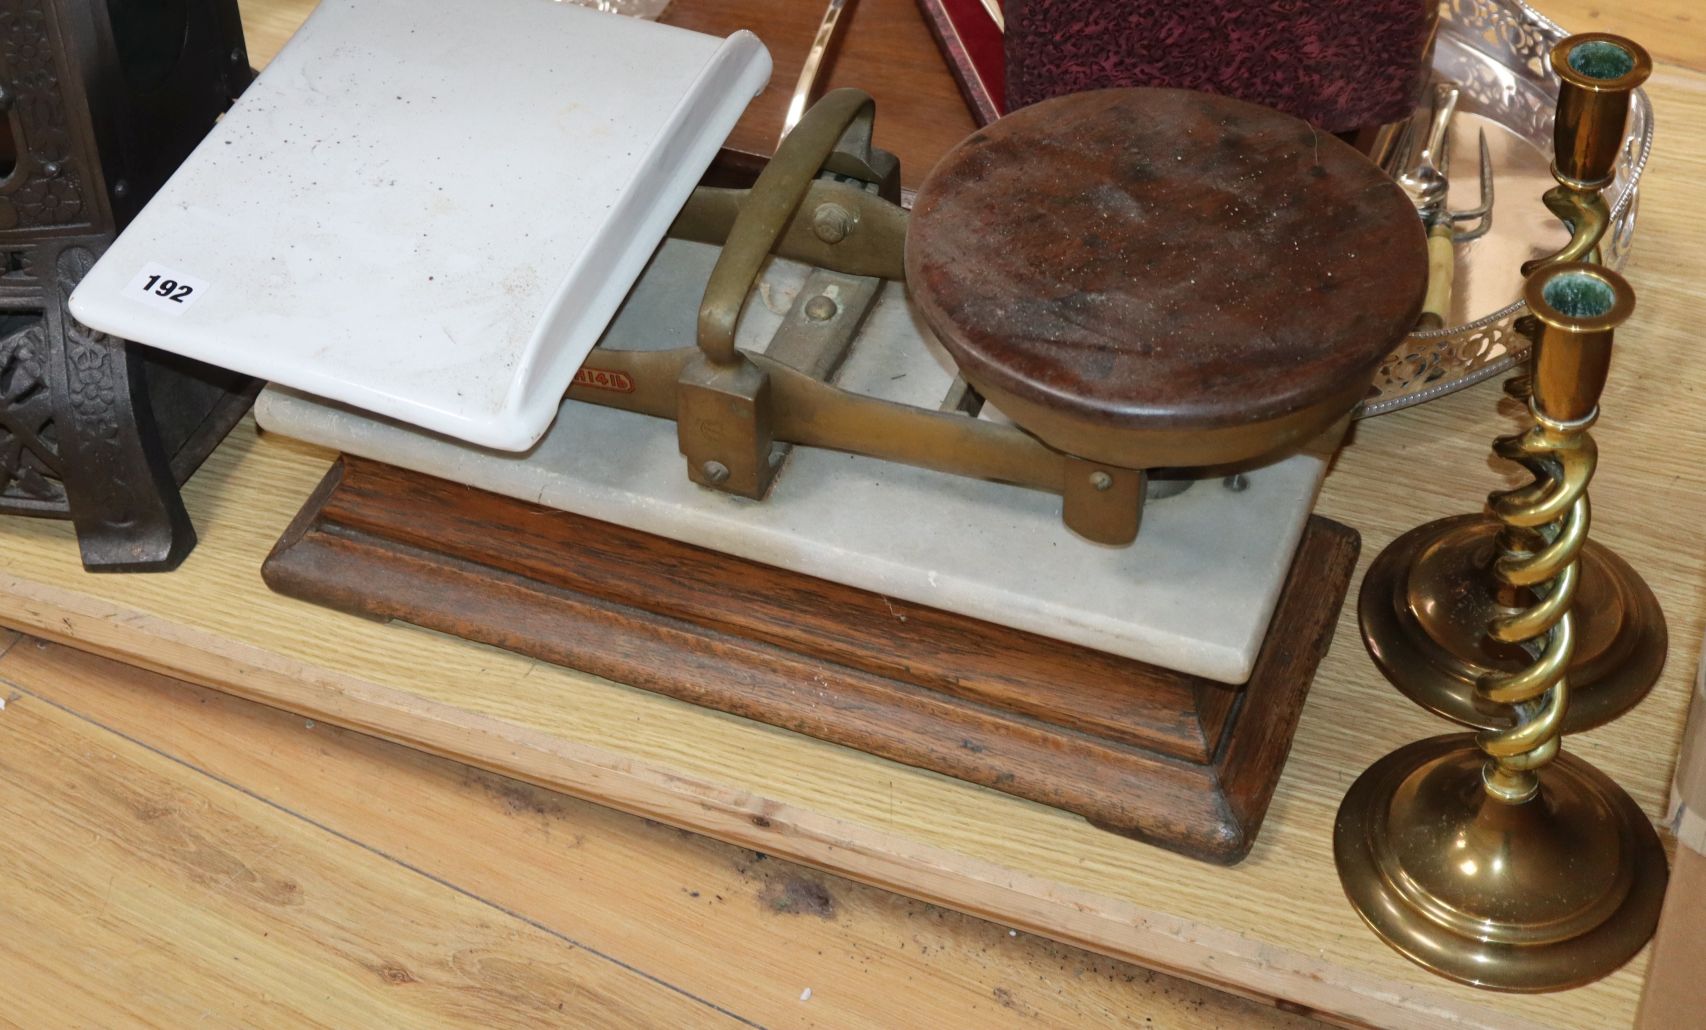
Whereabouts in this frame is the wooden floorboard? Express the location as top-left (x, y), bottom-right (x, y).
top-left (0, 636), bottom-right (1304, 1029)
top-left (0, 660), bottom-right (737, 1028)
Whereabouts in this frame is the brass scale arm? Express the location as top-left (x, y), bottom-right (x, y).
top-left (581, 345), bottom-right (1085, 496)
top-left (564, 88), bottom-right (1148, 545)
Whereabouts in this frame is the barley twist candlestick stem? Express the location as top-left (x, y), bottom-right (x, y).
top-left (1476, 418), bottom-right (1586, 805)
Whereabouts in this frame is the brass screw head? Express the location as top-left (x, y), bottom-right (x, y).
top-left (812, 203), bottom-right (854, 244)
top-left (1089, 470), bottom-right (1113, 491)
top-left (804, 295), bottom-right (839, 321)
top-left (701, 460), bottom-right (730, 485)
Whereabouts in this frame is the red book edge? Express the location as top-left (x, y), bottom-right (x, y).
top-left (915, 0), bottom-right (1005, 126)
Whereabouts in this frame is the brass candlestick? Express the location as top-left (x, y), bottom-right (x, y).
top-left (1336, 263), bottom-right (1667, 991)
top-left (1358, 33), bottom-right (1664, 733)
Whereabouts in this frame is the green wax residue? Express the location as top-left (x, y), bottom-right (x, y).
top-left (1543, 272), bottom-right (1616, 317)
top-left (1568, 40), bottom-right (1636, 80)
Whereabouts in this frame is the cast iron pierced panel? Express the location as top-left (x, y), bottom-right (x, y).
top-left (0, 0), bottom-right (255, 571)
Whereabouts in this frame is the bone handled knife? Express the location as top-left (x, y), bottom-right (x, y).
top-left (1403, 83), bottom-right (1461, 331)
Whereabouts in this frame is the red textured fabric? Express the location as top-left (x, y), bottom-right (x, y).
top-left (1004, 0), bottom-right (1438, 133)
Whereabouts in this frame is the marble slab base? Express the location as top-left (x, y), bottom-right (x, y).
top-left (256, 240), bottom-right (1326, 684)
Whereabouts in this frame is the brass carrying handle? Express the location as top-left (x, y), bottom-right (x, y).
top-left (696, 87), bottom-right (877, 367)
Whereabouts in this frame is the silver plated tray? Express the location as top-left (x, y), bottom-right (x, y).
top-left (1355, 0), bottom-right (1654, 417)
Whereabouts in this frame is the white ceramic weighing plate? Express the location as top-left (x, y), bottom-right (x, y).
top-left (68, 0), bottom-right (770, 451)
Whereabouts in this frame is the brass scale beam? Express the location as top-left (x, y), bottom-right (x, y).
top-left (563, 89), bottom-right (1147, 546)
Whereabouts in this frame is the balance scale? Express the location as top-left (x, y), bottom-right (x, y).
top-left (67, 0), bottom-right (1426, 863)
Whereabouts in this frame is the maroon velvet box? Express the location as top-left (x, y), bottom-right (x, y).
top-left (919, 0), bottom-right (1437, 133)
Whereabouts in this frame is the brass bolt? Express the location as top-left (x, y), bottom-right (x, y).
top-left (701, 460), bottom-right (730, 485)
top-left (812, 203), bottom-right (854, 244)
top-left (803, 295), bottom-right (838, 321)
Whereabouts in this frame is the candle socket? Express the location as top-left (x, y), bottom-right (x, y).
top-left (1525, 265), bottom-right (1633, 423)
top-left (1523, 35), bottom-right (1652, 274)
top-left (1552, 35), bottom-right (1652, 189)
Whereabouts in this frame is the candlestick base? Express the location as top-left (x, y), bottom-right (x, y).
top-left (1334, 734), bottom-right (1667, 992)
top-left (1358, 514), bottom-right (1666, 732)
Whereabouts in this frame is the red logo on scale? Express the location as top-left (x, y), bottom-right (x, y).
top-left (573, 367), bottom-right (635, 393)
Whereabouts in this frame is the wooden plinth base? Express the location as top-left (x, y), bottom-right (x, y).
top-left (263, 457), bottom-right (1359, 864)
